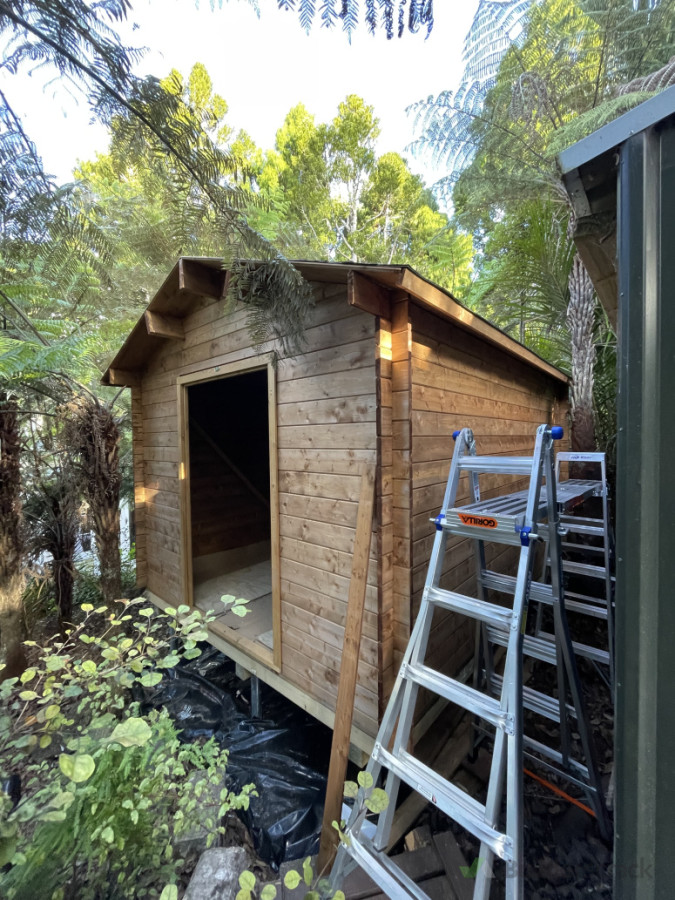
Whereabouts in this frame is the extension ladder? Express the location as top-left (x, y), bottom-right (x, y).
top-left (330, 425), bottom-right (608, 900)
top-left (535, 452), bottom-right (615, 688)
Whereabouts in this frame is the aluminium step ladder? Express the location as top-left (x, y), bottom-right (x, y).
top-left (535, 452), bottom-right (615, 688)
top-left (329, 425), bottom-right (608, 900)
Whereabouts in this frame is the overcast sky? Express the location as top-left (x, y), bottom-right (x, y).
top-left (2, 0), bottom-right (480, 185)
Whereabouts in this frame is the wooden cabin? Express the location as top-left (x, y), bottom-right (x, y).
top-left (103, 258), bottom-right (569, 753)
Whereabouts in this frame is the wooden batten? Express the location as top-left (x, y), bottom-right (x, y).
top-left (107, 368), bottom-right (140, 387)
top-left (144, 310), bottom-right (185, 340)
top-left (348, 270), bottom-right (391, 319)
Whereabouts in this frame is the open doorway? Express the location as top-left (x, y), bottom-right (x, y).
top-left (178, 357), bottom-right (279, 667)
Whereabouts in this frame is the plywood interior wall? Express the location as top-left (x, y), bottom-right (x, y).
top-left (188, 370), bottom-right (270, 558)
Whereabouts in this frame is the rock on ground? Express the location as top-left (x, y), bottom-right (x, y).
top-left (184, 846), bottom-right (250, 900)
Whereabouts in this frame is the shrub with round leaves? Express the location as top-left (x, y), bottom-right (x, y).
top-left (0, 595), bottom-right (252, 900)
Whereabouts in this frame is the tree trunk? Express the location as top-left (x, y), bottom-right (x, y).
top-left (66, 398), bottom-right (122, 607)
top-left (52, 486), bottom-right (78, 628)
top-left (567, 253), bottom-right (597, 451)
top-left (93, 501), bottom-right (122, 606)
top-left (0, 394), bottom-right (26, 677)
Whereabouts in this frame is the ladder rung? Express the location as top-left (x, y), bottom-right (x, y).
top-left (483, 571), bottom-right (613, 618)
top-left (490, 673), bottom-right (574, 723)
top-left (426, 586), bottom-right (513, 629)
top-left (561, 560), bottom-right (611, 579)
top-left (344, 836), bottom-right (433, 900)
top-left (480, 570), bottom-right (553, 604)
top-left (561, 542), bottom-right (605, 553)
top-left (533, 631), bottom-right (611, 667)
top-left (523, 735), bottom-right (591, 784)
top-left (560, 515), bottom-right (605, 527)
top-left (564, 589), bottom-right (609, 607)
top-left (373, 744), bottom-right (513, 861)
top-left (559, 598), bottom-right (608, 620)
top-left (560, 523), bottom-right (606, 537)
top-left (404, 661), bottom-right (514, 733)
top-left (458, 456), bottom-right (533, 475)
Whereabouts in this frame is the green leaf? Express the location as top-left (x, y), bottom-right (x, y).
top-left (158, 654), bottom-right (181, 669)
top-left (238, 871), bottom-right (256, 891)
top-left (365, 788), bottom-right (389, 814)
top-left (109, 717), bottom-right (152, 748)
top-left (0, 835), bottom-right (17, 867)
top-left (46, 656), bottom-right (67, 672)
top-left (50, 791), bottom-right (75, 810)
top-left (138, 607), bottom-right (155, 618)
top-left (20, 667), bottom-right (36, 683)
top-left (261, 885), bottom-right (277, 900)
top-left (159, 886), bottom-right (178, 900)
top-left (235, 891), bottom-right (251, 900)
top-left (357, 771), bottom-right (373, 789)
top-left (81, 660), bottom-right (97, 675)
top-left (302, 856), bottom-right (313, 886)
top-left (81, 604), bottom-right (94, 612)
top-left (333, 893), bottom-right (346, 900)
top-left (101, 826), bottom-right (115, 844)
top-left (230, 605), bottom-right (248, 618)
top-left (59, 753), bottom-right (95, 783)
top-left (139, 672), bottom-right (163, 687)
top-left (40, 734), bottom-right (52, 749)
top-left (19, 690), bottom-right (38, 701)
top-left (343, 780), bottom-right (358, 798)
top-left (45, 704), bottom-right (60, 720)
top-left (283, 870), bottom-right (301, 890)
top-left (40, 810), bottom-right (67, 823)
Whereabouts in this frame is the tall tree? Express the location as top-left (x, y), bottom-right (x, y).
top-left (0, 393), bottom-right (25, 678)
top-left (412, 0), bottom-right (675, 448)
top-left (258, 96), bottom-right (472, 293)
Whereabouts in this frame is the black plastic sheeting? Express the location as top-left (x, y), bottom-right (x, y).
top-left (135, 646), bottom-right (332, 869)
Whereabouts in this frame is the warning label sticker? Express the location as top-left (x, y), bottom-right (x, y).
top-left (458, 513), bottom-right (498, 529)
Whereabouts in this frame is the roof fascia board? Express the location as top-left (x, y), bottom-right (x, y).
top-left (395, 268), bottom-right (569, 384)
top-left (558, 85), bottom-right (675, 176)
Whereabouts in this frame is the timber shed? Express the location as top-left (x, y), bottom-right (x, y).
top-left (103, 258), bottom-right (569, 753)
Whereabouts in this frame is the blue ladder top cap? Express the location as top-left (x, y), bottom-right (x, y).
top-left (452, 430), bottom-right (461, 440)
top-left (519, 526), bottom-right (532, 547)
top-left (551, 426), bottom-right (564, 440)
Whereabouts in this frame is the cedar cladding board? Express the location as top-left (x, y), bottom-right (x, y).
top-left (104, 258), bottom-right (569, 753)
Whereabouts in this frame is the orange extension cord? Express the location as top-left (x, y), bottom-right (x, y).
top-left (523, 767), bottom-right (596, 818)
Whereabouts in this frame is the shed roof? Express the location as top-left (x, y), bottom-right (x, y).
top-left (102, 258), bottom-right (568, 386)
top-left (557, 85), bottom-right (675, 328)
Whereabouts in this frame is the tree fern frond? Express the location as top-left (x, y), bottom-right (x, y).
top-left (546, 90), bottom-right (655, 155)
top-left (299, 0), bottom-right (315, 31)
top-left (321, 0), bottom-right (339, 28)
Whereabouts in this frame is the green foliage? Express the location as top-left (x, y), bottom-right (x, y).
top-left (238, 765), bottom-right (387, 899)
top-left (0, 595), bottom-right (253, 899)
top-left (465, 196), bottom-right (574, 369)
top-left (255, 95), bottom-right (473, 293)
